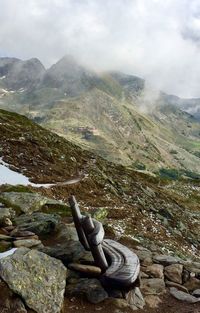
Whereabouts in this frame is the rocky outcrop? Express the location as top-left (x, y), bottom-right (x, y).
top-left (0, 192), bottom-right (69, 214)
top-left (0, 248), bottom-right (67, 313)
top-left (14, 212), bottom-right (61, 235)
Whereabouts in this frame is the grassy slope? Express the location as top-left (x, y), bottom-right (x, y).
top-left (23, 87), bottom-right (200, 174)
top-left (1, 72), bottom-right (200, 175)
top-left (0, 109), bottom-right (199, 259)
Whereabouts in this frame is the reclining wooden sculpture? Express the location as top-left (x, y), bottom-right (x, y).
top-left (69, 195), bottom-right (140, 290)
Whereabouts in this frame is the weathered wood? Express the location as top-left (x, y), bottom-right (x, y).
top-left (68, 195), bottom-right (90, 250)
top-left (102, 239), bottom-right (140, 289)
top-left (81, 215), bottom-right (108, 272)
top-left (68, 195), bottom-right (140, 289)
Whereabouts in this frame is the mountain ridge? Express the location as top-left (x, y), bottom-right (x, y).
top-left (1, 55), bottom-right (200, 176)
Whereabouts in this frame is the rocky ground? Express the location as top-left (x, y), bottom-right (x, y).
top-left (0, 191), bottom-right (199, 313)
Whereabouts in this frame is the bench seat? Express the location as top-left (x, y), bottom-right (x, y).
top-left (102, 239), bottom-right (140, 289)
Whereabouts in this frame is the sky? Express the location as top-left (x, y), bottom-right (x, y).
top-left (1, 0), bottom-right (200, 98)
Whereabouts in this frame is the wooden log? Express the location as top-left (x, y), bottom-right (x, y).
top-left (81, 215), bottom-right (108, 272)
top-left (68, 195), bottom-right (90, 250)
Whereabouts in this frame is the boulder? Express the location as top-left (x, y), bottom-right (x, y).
top-left (14, 212), bottom-right (61, 235)
top-left (125, 287), bottom-right (145, 310)
top-left (91, 207), bottom-right (108, 222)
top-left (134, 249), bottom-right (152, 263)
top-left (13, 239), bottom-right (42, 248)
top-left (153, 255), bottom-right (181, 266)
top-left (0, 247), bottom-right (67, 313)
top-left (0, 278), bottom-right (27, 313)
top-left (40, 240), bottom-right (85, 265)
top-left (55, 223), bottom-right (78, 242)
top-left (182, 261), bottom-right (200, 275)
top-left (142, 257), bottom-right (153, 267)
top-left (192, 289), bottom-right (200, 298)
top-left (0, 207), bottom-right (15, 225)
top-left (141, 278), bottom-right (166, 295)
top-left (0, 192), bottom-right (70, 214)
top-left (65, 278), bottom-right (108, 304)
top-left (0, 240), bottom-right (12, 252)
top-left (183, 278), bottom-right (200, 292)
top-left (10, 229), bottom-right (39, 239)
top-left (164, 264), bottom-right (183, 284)
top-left (0, 192), bottom-right (48, 214)
top-left (144, 295), bottom-right (162, 308)
top-left (170, 287), bottom-right (200, 303)
top-left (165, 280), bottom-right (188, 293)
top-left (145, 264), bottom-right (164, 279)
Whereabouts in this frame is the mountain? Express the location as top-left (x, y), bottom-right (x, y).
top-left (0, 57), bottom-right (45, 90)
top-left (1, 56), bottom-right (200, 177)
top-left (0, 108), bottom-right (200, 312)
top-left (160, 93), bottom-right (200, 120)
top-left (0, 108), bottom-right (199, 259)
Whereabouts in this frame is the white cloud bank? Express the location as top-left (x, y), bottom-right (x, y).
top-left (0, 0), bottom-right (200, 97)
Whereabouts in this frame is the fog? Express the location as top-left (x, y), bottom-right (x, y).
top-left (1, 0), bottom-right (200, 97)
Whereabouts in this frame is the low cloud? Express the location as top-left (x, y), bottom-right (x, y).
top-left (1, 0), bottom-right (200, 98)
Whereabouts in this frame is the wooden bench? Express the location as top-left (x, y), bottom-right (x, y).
top-left (68, 195), bottom-right (140, 290)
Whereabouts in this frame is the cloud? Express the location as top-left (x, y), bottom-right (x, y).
top-left (1, 0), bottom-right (200, 97)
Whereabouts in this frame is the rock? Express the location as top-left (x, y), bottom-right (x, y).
top-left (0, 227), bottom-right (9, 235)
top-left (78, 250), bottom-right (94, 264)
top-left (142, 257), bottom-right (153, 267)
top-left (182, 261), bottom-right (200, 275)
top-left (0, 192), bottom-right (70, 215)
top-left (145, 264), bottom-right (164, 279)
top-left (65, 278), bottom-right (108, 304)
top-left (164, 264), bottom-right (183, 284)
top-left (68, 263), bottom-right (101, 275)
top-left (105, 298), bottom-right (130, 311)
top-left (192, 289), bottom-right (200, 298)
top-left (182, 269), bottom-right (190, 283)
top-left (0, 207), bottom-right (15, 225)
top-left (0, 234), bottom-right (13, 241)
top-left (125, 287), bottom-right (145, 310)
top-left (40, 240), bottom-right (85, 265)
top-left (144, 295), bottom-right (162, 308)
top-left (0, 248), bottom-right (17, 259)
top-left (141, 278), bottom-right (166, 295)
top-left (42, 199), bottom-right (71, 216)
top-left (140, 271), bottom-right (149, 279)
top-left (55, 223), bottom-right (78, 241)
top-left (10, 229), bottom-right (38, 238)
top-left (183, 278), bottom-right (200, 292)
top-left (14, 212), bottom-right (61, 235)
top-left (13, 238), bottom-right (42, 248)
top-left (170, 287), bottom-right (200, 303)
top-left (0, 240), bottom-right (12, 252)
top-left (4, 225), bottom-right (15, 232)
top-left (91, 207), bottom-right (108, 222)
top-left (153, 255), bottom-right (181, 266)
top-left (0, 192), bottom-right (48, 213)
top-left (2, 217), bottom-right (13, 227)
top-left (0, 247), bottom-right (67, 313)
top-left (165, 280), bottom-right (188, 293)
top-left (0, 278), bottom-right (27, 313)
top-left (134, 249), bottom-right (152, 263)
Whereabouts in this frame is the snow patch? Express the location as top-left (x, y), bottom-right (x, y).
top-left (0, 158), bottom-right (54, 188)
top-left (0, 248), bottom-right (17, 259)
